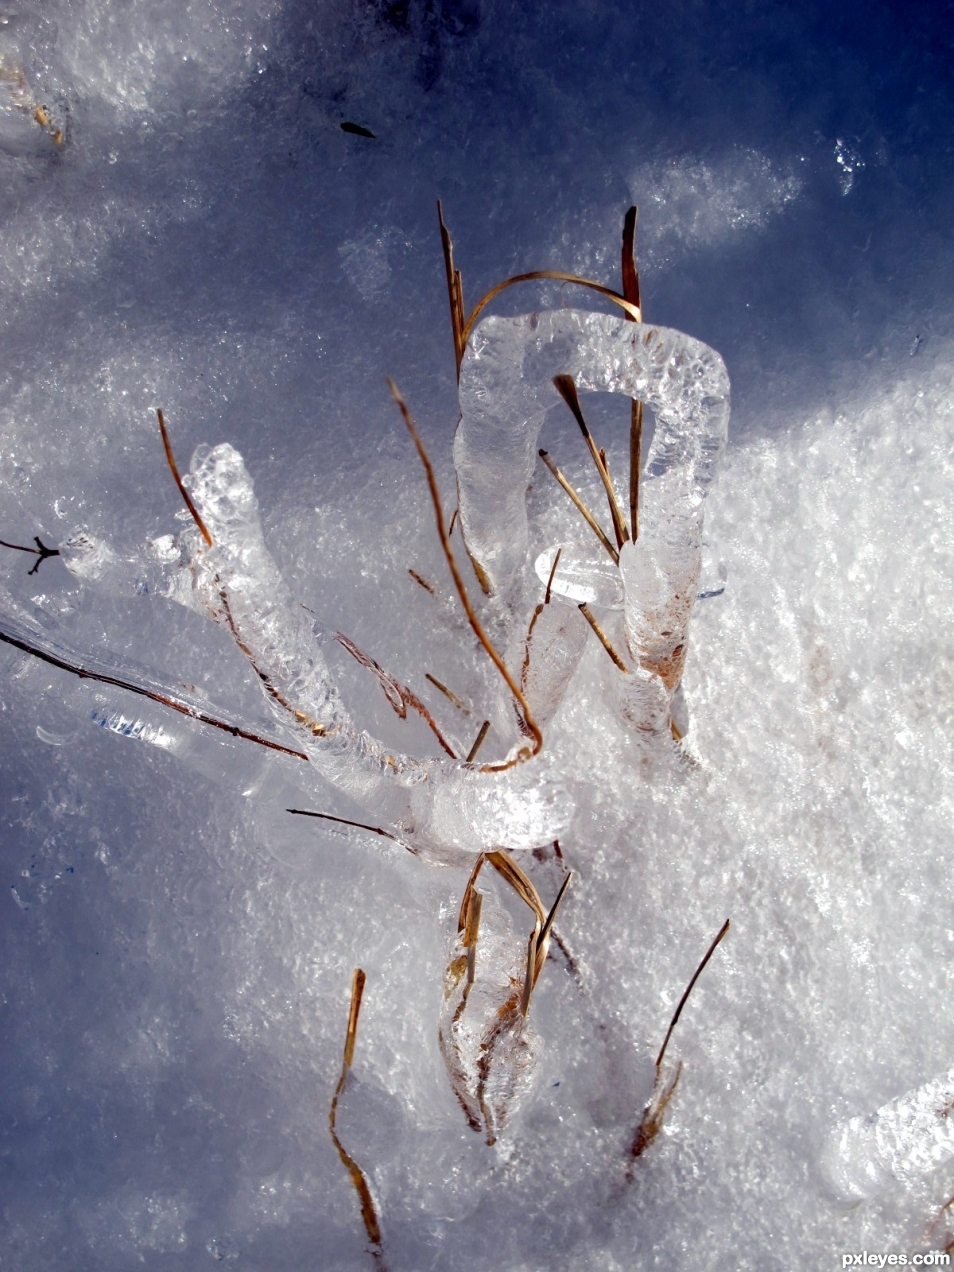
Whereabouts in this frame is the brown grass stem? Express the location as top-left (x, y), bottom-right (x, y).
top-left (335, 631), bottom-right (457, 758)
top-left (156, 410), bottom-right (213, 547)
top-left (437, 201), bottom-right (466, 376)
top-left (461, 271), bottom-right (640, 350)
top-left (521, 547), bottom-right (562, 688)
top-left (578, 603), bottom-right (629, 673)
top-left (387, 379), bottom-right (542, 772)
top-left (620, 207), bottom-right (644, 541)
top-left (424, 673), bottom-right (469, 714)
top-left (621, 206), bottom-right (641, 318)
top-left (538, 450), bottom-right (618, 565)
top-left (655, 919), bottom-right (731, 1074)
top-left (465, 719), bottom-right (490, 763)
top-left (408, 569), bottom-right (435, 594)
top-left (552, 376), bottom-right (628, 549)
top-left (329, 969), bottom-right (388, 1269)
top-left (629, 399), bottom-right (643, 541)
top-left (218, 588), bottom-right (336, 745)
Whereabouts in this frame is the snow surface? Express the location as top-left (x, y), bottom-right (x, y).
top-left (2, 1), bottom-right (954, 1268)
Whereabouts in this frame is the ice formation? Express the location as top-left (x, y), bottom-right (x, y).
top-left (51, 306), bottom-right (728, 865)
top-left (2, 0), bottom-right (952, 1267)
top-left (826, 1070), bottom-right (954, 1206)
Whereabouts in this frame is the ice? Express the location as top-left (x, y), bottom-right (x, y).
top-left (455, 311), bottom-right (729, 602)
top-left (1, 0), bottom-right (954, 1268)
top-left (825, 1069), bottom-right (954, 1205)
top-left (60, 439), bottom-right (574, 860)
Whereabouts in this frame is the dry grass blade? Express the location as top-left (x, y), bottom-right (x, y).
top-left (629, 398), bottom-right (643, 542)
top-left (521, 547), bottom-right (562, 688)
top-left (627, 921), bottom-right (730, 1167)
top-left (465, 719), bottom-right (490, 763)
top-left (623, 204), bottom-right (646, 541)
top-left (578, 603), bottom-right (629, 673)
top-left (486, 849), bottom-right (547, 927)
top-left (530, 870), bottom-right (572, 992)
top-left (538, 450), bottom-right (619, 565)
top-left (408, 568), bottom-right (435, 595)
top-left (437, 201), bottom-right (466, 376)
top-left (286, 809), bottom-right (412, 849)
top-left (552, 376), bottom-right (629, 549)
top-left (655, 918), bottom-right (731, 1073)
top-left (156, 410), bottom-right (213, 547)
top-left (387, 379), bottom-right (542, 771)
top-left (461, 271), bottom-right (641, 349)
top-left (329, 969), bottom-right (388, 1269)
top-left (335, 631), bottom-right (457, 758)
top-left (424, 672), bottom-right (469, 715)
top-left (482, 849), bottom-right (571, 1014)
top-left (621, 206), bottom-right (641, 319)
top-left (0, 621), bottom-right (309, 760)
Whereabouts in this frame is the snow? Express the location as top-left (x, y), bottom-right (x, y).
top-left (2, 0), bottom-right (954, 1268)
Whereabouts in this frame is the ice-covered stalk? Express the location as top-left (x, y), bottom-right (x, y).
top-left (823, 1067), bottom-right (954, 1204)
top-left (439, 852), bottom-right (566, 1144)
top-left (61, 443), bottom-right (572, 860)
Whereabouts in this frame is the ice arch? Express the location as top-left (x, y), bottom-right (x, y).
top-left (454, 310), bottom-right (731, 602)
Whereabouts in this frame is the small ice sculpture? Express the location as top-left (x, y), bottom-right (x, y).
top-left (1, 206), bottom-right (732, 1155)
top-left (456, 310), bottom-right (729, 735)
top-left (823, 1067), bottom-right (954, 1205)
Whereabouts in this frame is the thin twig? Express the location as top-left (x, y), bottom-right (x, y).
top-left (0, 536), bottom-right (60, 575)
top-left (655, 919), bottom-right (731, 1074)
top-left (408, 568), bottom-right (435, 595)
top-left (424, 672), bottom-right (469, 715)
top-left (578, 603), bottom-right (629, 673)
top-left (538, 450), bottom-right (618, 565)
top-left (387, 380), bottom-right (542, 772)
top-left (448, 508), bottom-right (458, 536)
top-left (553, 376), bottom-right (628, 549)
top-left (329, 969), bottom-right (388, 1270)
top-left (287, 808), bottom-right (409, 847)
top-left (0, 621), bottom-right (308, 760)
top-left (521, 547), bottom-right (562, 689)
top-left (335, 631), bottom-right (457, 758)
top-left (287, 808), bottom-right (399, 839)
top-left (465, 719), bottom-right (490, 763)
top-left (156, 410), bottom-right (213, 547)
